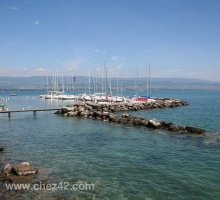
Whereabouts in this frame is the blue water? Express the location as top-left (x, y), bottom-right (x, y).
top-left (0, 89), bottom-right (220, 200)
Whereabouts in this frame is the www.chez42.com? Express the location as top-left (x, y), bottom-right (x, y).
top-left (5, 181), bottom-right (95, 191)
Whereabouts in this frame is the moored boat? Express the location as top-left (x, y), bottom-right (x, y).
top-left (0, 104), bottom-right (7, 111)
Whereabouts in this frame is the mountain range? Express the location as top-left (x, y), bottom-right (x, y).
top-left (0, 76), bottom-right (219, 90)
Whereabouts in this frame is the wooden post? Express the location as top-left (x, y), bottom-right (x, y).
top-left (8, 112), bottom-right (11, 118)
top-left (33, 110), bottom-right (37, 116)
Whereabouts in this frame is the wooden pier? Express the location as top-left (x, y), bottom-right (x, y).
top-left (0, 108), bottom-right (62, 118)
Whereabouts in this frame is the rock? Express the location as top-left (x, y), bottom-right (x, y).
top-left (79, 111), bottom-right (87, 117)
top-left (148, 119), bottom-right (161, 129)
top-left (141, 120), bottom-right (149, 126)
top-left (127, 103), bottom-right (134, 107)
top-left (84, 110), bottom-right (91, 116)
top-left (168, 124), bottom-right (180, 132)
top-left (102, 112), bottom-right (110, 117)
top-left (121, 118), bottom-right (129, 124)
top-left (0, 146), bottom-right (3, 152)
top-left (54, 109), bottom-right (63, 114)
top-left (133, 106), bottom-right (139, 111)
top-left (2, 163), bottom-right (12, 175)
top-left (115, 117), bottom-right (124, 123)
top-left (62, 107), bottom-right (72, 113)
top-left (78, 106), bottom-right (85, 112)
top-left (122, 113), bottom-right (130, 118)
top-left (7, 174), bottom-right (35, 183)
top-left (55, 197), bottom-right (67, 200)
top-left (185, 126), bottom-right (206, 134)
top-left (0, 172), bottom-right (7, 181)
top-left (134, 118), bottom-right (142, 125)
top-left (109, 113), bottom-right (117, 122)
top-left (128, 117), bottom-right (135, 125)
top-left (67, 111), bottom-right (78, 117)
top-left (102, 107), bottom-right (109, 112)
top-left (160, 122), bottom-right (173, 128)
top-left (0, 182), bottom-right (6, 193)
top-left (93, 111), bottom-right (101, 118)
top-left (12, 162), bottom-right (38, 176)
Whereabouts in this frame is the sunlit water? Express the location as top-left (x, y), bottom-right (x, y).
top-left (0, 89), bottom-right (220, 200)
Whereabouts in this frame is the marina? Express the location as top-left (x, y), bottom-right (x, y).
top-left (1, 0), bottom-right (220, 199)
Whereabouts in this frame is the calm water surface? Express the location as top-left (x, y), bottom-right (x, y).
top-left (0, 89), bottom-right (220, 200)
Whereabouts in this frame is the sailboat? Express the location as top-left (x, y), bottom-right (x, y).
top-left (132, 64), bottom-right (151, 102)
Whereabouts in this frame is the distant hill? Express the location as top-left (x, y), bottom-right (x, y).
top-left (0, 76), bottom-right (220, 90)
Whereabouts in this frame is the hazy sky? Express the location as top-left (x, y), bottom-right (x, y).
top-left (0, 0), bottom-right (220, 81)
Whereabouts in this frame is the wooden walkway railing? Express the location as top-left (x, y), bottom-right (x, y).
top-left (0, 108), bottom-right (62, 117)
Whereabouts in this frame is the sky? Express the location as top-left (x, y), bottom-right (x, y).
top-left (0, 0), bottom-right (220, 81)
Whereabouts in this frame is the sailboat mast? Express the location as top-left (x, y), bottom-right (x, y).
top-left (117, 73), bottom-right (119, 96)
top-left (105, 61), bottom-right (107, 94)
top-left (46, 75), bottom-right (48, 91)
top-left (149, 63), bottom-right (151, 97)
top-left (89, 67), bottom-right (91, 94)
top-left (62, 72), bottom-right (64, 93)
top-left (109, 72), bottom-right (112, 96)
top-left (102, 65), bottom-right (104, 93)
top-left (146, 65), bottom-right (149, 97)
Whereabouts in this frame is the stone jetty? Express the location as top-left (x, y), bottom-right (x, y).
top-left (56, 98), bottom-right (206, 135)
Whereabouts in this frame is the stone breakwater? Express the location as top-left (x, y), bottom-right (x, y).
top-left (56, 98), bottom-right (206, 135)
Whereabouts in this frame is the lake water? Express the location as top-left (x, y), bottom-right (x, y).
top-left (0, 89), bottom-right (220, 200)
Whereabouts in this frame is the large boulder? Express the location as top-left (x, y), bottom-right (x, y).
top-left (128, 117), bottom-right (135, 125)
top-left (102, 112), bottom-right (110, 117)
top-left (78, 106), bottom-right (85, 113)
top-left (62, 107), bottom-right (73, 113)
top-left (2, 163), bottom-right (12, 175)
top-left (122, 113), bottom-right (130, 118)
top-left (67, 111), bottom-right (78, 117)
top-left (93, 111), bottom-right (102, 118)
top-left (127, 103), bottom-right (134, 107)
top-left (109, 113), bottom-right (117, 122)
top-left (121, 117), bottom-right (129, 124)
top-left (168, 124), bottom-right (180, 132)
top-left (12, 162), bottom-right (38, 176)
top-left (133, 118), bottom-right (142, 125)
top-left (148, 119), bottom-right (161, 129)
top-left (141, 120), bottom-right (149, 126)
top-left (102, 107), bottom-right (109, 112)
top-left (185, 126), bottom-right (206, 134)
top-left (115, 117), bottom-right (123, 123)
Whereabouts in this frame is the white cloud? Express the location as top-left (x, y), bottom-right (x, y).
top-left (92, 49), bottom-right (106, 55)
top-left (111, 56), bottom-right (125, 63)
top-left (34, 20), bottom-right (40, 25)
top-left (112, 56), bottom-right (119, 62)
top-left (9, 6), bottom-right (19, 10)
top-left (36, 68), bottom-right (45, 72)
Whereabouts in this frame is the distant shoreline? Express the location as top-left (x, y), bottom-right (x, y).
top-left (0, 87), bottom-right (220, 91)
top-left (0, 76), bottom-right (220, 91)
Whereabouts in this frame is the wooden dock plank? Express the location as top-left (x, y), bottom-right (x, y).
top-left (0, 108), bottom-right (62, 114)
